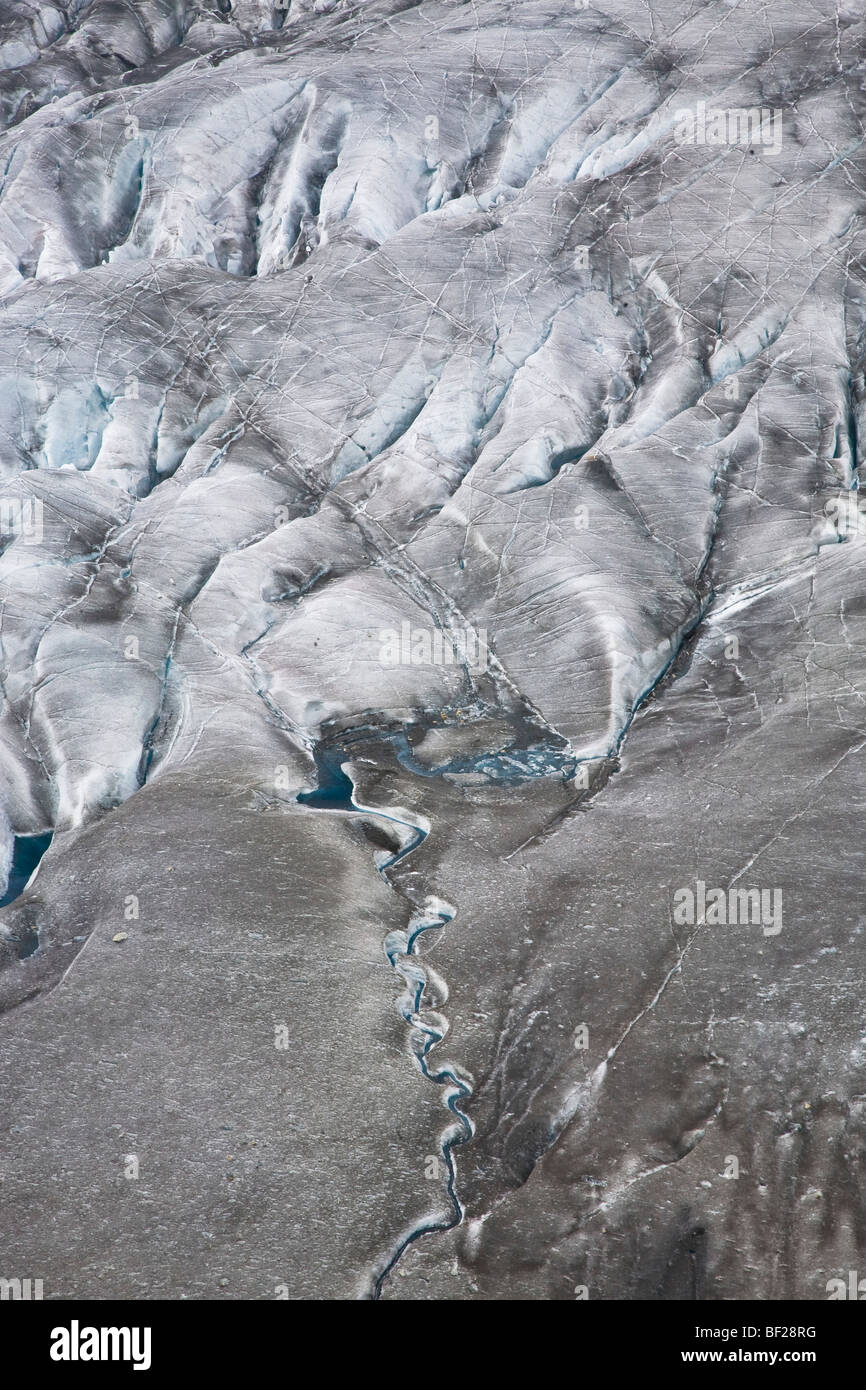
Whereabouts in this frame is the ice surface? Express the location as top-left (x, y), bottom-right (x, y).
top-left (0, 0), bottom-right (865, 1301)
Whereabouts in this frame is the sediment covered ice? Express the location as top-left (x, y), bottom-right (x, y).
top-left (1, 0), bottom-right (865, 1300)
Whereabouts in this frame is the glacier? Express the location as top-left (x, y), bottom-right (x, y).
top-left (0, 0), bottom-right (865, 1301)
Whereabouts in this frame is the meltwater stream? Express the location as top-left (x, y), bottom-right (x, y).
top-left (373, 896), bottom-right (475, 1300)
top-left (0, 833), bottom-right (52, 913)
top-left (297, 747), bottom-right (474, 1297)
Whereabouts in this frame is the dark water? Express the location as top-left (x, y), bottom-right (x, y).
top-left (296, 743), bottom-right (426, 865)
top-left (0, 832), bottom-right (52, 908)
top-left (296, 748), bottom-right (356, 811)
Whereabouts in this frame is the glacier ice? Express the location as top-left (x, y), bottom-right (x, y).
top-left (0, 0), bottom-right (865, 1303)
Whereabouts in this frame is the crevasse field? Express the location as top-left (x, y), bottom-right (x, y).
top-left (0, 0), bottom-right (865, 1302)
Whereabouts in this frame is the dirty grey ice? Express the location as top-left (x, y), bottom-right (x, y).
top-left (0, 0), bottom-right (865, 1301)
